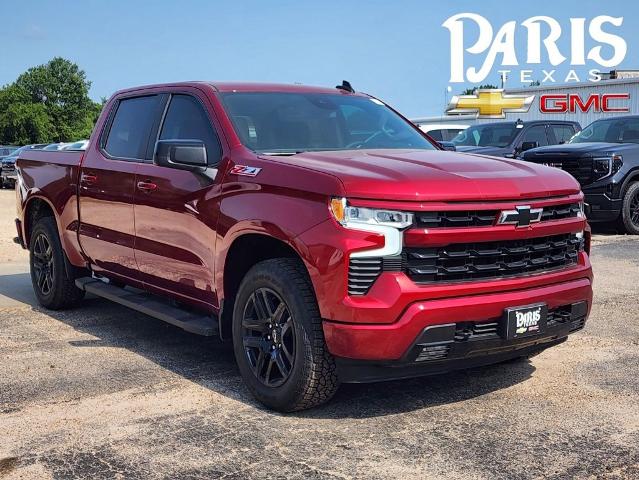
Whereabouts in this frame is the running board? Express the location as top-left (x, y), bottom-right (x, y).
top-left (75, 277), bottom-right (218, 336)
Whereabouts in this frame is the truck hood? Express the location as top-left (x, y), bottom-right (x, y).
top-left (265, 149), bottom-right (580, 202)
top-left (524, 142), bottom-right (639, 157)
top-left (455, 145), bottom-right (508, 156)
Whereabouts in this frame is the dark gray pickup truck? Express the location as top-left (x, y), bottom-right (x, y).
top-left (452, 120), bottom-right (581, 158)
top-left (523, 116), bottom-right (639, 234)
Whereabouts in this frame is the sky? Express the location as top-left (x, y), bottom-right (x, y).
top-left (2, 0), bottom-right (638, 117)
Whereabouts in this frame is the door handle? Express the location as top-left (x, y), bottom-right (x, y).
top-left (137, 181), bottom-right (158, 192)
top-left (81, 173), bottom-right (98, 185)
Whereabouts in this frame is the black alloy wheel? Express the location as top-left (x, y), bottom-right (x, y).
top-left (241, 288), bottom-right (296, 387)
top-left (630, 190), bottom-right (639, 227)
top-left (232, 258), bottom-right (339, 412)
top-left (620, 182), bottom-right (639, 235)
top-left (32, 232), bottom-right (55, 296)
top-left (29, 216), bottom-right (85, 310)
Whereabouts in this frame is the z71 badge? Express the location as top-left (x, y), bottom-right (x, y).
top-left (230, 165), bottom-right (262, 177)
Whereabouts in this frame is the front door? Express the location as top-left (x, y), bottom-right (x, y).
top-left (78, 94), bottom-right (166, 282)
top-left (133, 91), bottom-right (224, 309)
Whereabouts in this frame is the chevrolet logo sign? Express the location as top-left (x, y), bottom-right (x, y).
top-left (446, 89), bottom-right (535, 119)
top-left (498, 206), bottom-right (543, 228)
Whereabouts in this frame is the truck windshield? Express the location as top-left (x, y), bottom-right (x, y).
top-left (220, 92), bottom-right (435, 154)
top-left (569, 117), bottom-right (639, 144)
top-left (452, 123), bottom-right (520, 148)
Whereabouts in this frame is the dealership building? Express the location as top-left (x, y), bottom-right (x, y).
top-left (414, 70), bottom-right (639, 129)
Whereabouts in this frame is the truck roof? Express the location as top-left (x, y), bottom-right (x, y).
top-left (113, 81), bottom-right (368, 97)
top-left (475, 120), bottom-right (580, 128)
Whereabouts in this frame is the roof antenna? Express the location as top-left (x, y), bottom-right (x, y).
top-left (336, 80), bottom-right (354, 93)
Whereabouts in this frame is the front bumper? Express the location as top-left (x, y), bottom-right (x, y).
top-left (1, 168), bottom-right (17, 183)
top-left (584, 192), bottom-right (621, 222)
top-left (336, 337), bottom-right (567, 383)
top-left (323, 276), bottom-right (592, 379)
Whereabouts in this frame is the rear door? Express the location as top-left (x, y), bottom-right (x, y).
top-left (517, 124), bottom-right (550, 152)
top-left (78, 94), bottom-right (166, 281)
top-left (548, 123), bottom-right (578, 144)
top-left (133, 89), bottom-right (225, 309)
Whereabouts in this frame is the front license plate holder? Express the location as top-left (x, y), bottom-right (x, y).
top-left (504, 303), bottom-right (548, 340)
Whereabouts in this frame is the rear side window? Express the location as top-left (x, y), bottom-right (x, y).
top-left (159, 94), bottom-right (222, 166)
top-left (427, 130), bottom-right (443, 141)
top-left (521, 125), bottom-right (549, 147)
top-left (551, 124), bottom-right (576, 144)
top-left (104, 95), bottom-right (162, 160)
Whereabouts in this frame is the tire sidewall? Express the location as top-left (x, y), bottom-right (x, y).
top-left (622, 183), bottom-right (639, 235)
top-left (232, 262), bottom-right (315, 410)
top-left (29, 217), bottom-right (65, 307)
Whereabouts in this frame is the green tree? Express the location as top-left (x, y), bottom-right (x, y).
top-left (0, 57), bottom-right (101, 144)
top-left (461, 84), bottom-right (499, 95)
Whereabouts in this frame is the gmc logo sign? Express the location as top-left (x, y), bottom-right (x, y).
top-left (540, 93), bottom-right (629, 113)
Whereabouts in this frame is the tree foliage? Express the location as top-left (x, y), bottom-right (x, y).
top-left (461, 84), bottom-right (499, 95)
top-left (0, 57), bottom-right (102, 145)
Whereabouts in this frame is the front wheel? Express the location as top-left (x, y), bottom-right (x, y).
top-left (619, 182), bottom-right (639, 235)
top-left (29, 216), bottom-right (85, 310)
top-left (232, 258), bottom-right (339, 412)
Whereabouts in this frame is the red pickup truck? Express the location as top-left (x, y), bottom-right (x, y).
top-left (14, 81), bottom-right (593, 411)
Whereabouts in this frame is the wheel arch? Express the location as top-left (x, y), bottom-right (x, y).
top-left (620, 167), bottom-right (639, 196)
top-left (23, 195), bottom-right (58, 247)
top-left (23, 195), bottom-right (88, 280)
top-left (218, 230), bottom-right (314, 340)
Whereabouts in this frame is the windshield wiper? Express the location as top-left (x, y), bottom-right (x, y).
top-left (259, 151), bottom-right (305, 156)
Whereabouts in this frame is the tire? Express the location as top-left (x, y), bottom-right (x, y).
top-left (619, 182), bottom-right (639, 235)
top-left (29, 216), bottom-right (85, 310)
top-left (232, 258), bottom-right (339, 412)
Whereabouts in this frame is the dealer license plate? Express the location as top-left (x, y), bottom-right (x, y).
top-left (504, 303), bottom-right (548, 340)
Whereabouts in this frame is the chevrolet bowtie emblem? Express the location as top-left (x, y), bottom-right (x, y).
top-left (498, 206), bottom-right (543, 228)
top-left (446, 89), bottom-right (535, 119)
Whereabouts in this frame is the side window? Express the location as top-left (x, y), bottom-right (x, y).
top-left (159, 94), bottom-right (222, 166)
top-left (551, 124), bottom-right (576, 144)
top-left (442, 129), bottom-right (464, 141)
top-left (104, 95), bottom-right (162, 160)
top-left (427, 129), bottom-right (443, 141)
top-left (520, 125), bottom-right (549, 148)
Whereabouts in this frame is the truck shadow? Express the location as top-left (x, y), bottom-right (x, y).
top-left (0, 272), bottom-right (535, 419)
top-left (590, 223), bottom-right (623, 235)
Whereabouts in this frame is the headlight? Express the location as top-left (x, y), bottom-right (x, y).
top-left (577, 201), bottom-right (585, 218)
top-left (329, 198), bottom-right (413, 229)
top-left (329, 197), bottom-right (413, 258)
top-left (592, 154), bottom-right (623, 182)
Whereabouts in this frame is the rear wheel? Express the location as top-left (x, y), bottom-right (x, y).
top-left (29, 216), bottom-right (85, 310)
top-left (620, 182), bottom-right (639, 235)
top-left (232, 258), bottom-right (339, 412)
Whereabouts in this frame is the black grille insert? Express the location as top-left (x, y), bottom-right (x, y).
top-left (405, 233), bottom-right (582, 283)
top-left (348, 258), bottom-right (382, 295)
top-left (454, 321), bottom-right (499, 341)
top-left (414, 202), bottom-right (580, 229)
top-left (415, 210), bottom-right (498, 228)
top-left (540, 203), bottom-right (581, 221)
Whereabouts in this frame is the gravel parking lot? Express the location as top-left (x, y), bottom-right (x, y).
top-left (0, 188), bottom-right (638, 479)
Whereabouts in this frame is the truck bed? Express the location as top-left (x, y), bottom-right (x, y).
top-left (16, 149), bottom-right (85, 265)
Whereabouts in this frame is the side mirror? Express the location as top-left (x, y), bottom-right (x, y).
top-left (438, 141), bottom-right (456, 151)
top-left (154, 139), bottom-right (207, 170)
top-left (520, 141), bottom-right (539, 152)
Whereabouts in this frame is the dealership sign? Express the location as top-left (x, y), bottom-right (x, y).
top-left (446, 89), bottom-right (533, 118)
top-left (540, 93), bottom-right (630, 113)
top-left (442, 14), bottom-right (627, 84)
top-left (447, 90), bottom-right (630, 118)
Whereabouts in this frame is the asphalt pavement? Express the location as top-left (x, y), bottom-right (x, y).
top-left (0, 189), bottom-right (638, 479)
